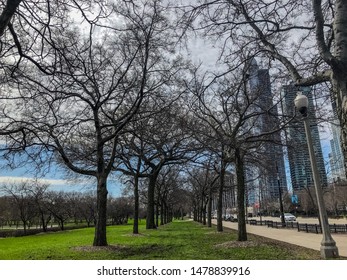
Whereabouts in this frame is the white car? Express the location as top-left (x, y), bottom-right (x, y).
top-left (283, 213), bottom-right (296, 222)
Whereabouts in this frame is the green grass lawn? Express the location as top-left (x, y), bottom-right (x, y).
top-left (0, 219), bottom-right (323, 260)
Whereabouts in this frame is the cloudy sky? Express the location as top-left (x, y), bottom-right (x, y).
top-left (0, 157), bottom-right (123, 196)
top-left (0, 3), bottom-right (337, 194)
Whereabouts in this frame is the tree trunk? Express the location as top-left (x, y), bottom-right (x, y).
top-left (333, 77), bottom-right (347, 178)
top-left (336, 0), bottom-right (347, 165)
top-left (166, 204), bottom-right (170, 223)
top-left (160, 202), bottom-right (164, 225)
top-left (39, 211), bottom-right (47, 232)
top-left (193, 207), bottom-right (197, 221)
top-left (164, 202), bottom-right (168, 224)
top-left (23, 220), bottom-right (27, 234)
top-left (200, 197), bottom-right (204, 223)
top-left (93, 176), bottom-right (108, 246)
top-left (155, 189), bottom-right (160, 227)
top-left (155, 203), bottom-right (159, 227)
top-left (201, 196), bottom-right (206, 225)
top-left (325, 0), bottom-right (347, 177)
top-left (217, 156), bottom-right (226, 232)
top-left (236, 148), bottom-right (247, 241)
top-left (146, 172), bottom-right (158, 229)
top-left (207, 188), bottom-right (212, 227)
top-left (58, 217), bottom-right (64, 231)
top-left (198, 206), bottom-right (201, 222)
top-left (133, 174), bottom-right (139, 234)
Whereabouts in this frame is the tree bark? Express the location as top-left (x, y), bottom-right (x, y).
top-left (202, 203), bottom-right (207, 225)
top-left (217, 155), bottom-right (226, 232)
top-left (160, 202), bottom-right (164, 225)
top-left (207, 187), bottom-right (212, 227)
top-left (93, 176), bottom-right (108, 246)
top-left (133, 174), bottom-right (140, 234)
top-left (155, 203), bottom-right (159, 227)
top-left (39, 210), bottom-right (48, 232)
top-left (330, 0), bottom-right (347, 177)
top-left (164, 201), bottom-right (169, 224)
top-left (236, 148), bottom-right (247, 241)
top-left (146, 172), bottom-right (158, 229)
top-left (331, 75), bottom-right (347, 178)
top-left (199, 198), bottom-right (204, 223)
top-left (193, 207), bottom-right (197, 221)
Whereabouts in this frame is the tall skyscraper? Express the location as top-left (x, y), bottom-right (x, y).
top-left (329, 124), bottom-right (346, 182)
top-left (282, 84), bottom-right (328, 191)
top-left (247, 59), bottom-right (287, 201)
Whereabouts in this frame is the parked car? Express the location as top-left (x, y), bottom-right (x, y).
top-left (223, 214), bottom-right (231, 221)
top-left (283, 213), bottom-right (296, 222)
top-left (230, 215), bottom-right (238, 222)
top-left (224, 214), bottom-right (238, 222)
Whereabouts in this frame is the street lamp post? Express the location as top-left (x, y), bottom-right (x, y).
top-left (294, 92), bottom-right (339, 259)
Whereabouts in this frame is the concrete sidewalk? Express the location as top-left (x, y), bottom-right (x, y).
top-left (216, 220), bottom-right (347, 257)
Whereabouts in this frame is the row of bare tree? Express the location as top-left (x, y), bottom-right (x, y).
top-left (292, 183), bottom-right (347, 217)
top-left (0, 1), bottom-right (346, 246)
top-left (0, 167), bottom-right (192, 236)
top-left (0, 181), bottom-right (135, 234)
top-left (0, 0), bottom-right (192, 246)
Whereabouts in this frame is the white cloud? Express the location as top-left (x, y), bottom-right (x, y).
top-left (0, 176), bottom-right (68, 186)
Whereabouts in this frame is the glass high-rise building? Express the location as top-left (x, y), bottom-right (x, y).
top-left (329, 124), bottom-right (346, 182)
top-left (329, 99), bottom-right (346, 181)
top-left (282, 84), bottom-right (328, 191)
top-left (247, 59), bottom-right (287, 201)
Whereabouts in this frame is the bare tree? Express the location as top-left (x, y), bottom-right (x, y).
top-left (155, 165), bottom-right (187, 226)
top-left (108, 196), bottom-right (133, 225)
top-left (1, 180), bottom-right (38, 233)
top-left (186, 61), bottom-right (292, 240)
top-left (24, 180), bottom-right (51, 231)
top-left (0, 0), bottom-right (179, 246)
top-left (45, 191), bottom-right (72, 230)
top-left (77, 192), bottom-right (97, 227)
top-left (185, 158), bottom-right (219, 226)
top-left (0, 195), bottom-right (19, 228)
top-left (180, 0), bottom-right (347, 177)
top-left (117, 99), bottom-right (199, 230)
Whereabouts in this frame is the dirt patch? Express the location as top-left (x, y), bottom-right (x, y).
top-left (205, 231), bottom-right (230, 235)
top-left (72, 244), bottom-right (128, 252)
top-left (122, 233), bottom-right (147, 237)
top-left (215, 240), bottom-right (259, 249)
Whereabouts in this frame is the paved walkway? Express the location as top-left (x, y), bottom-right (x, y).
top-left (213, 219), bottom-right (347, 257)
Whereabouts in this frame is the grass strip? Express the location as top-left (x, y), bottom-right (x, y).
top-left (0, 219), bottom-right (324, 260)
